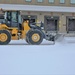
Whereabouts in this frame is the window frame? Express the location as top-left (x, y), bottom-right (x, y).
top-left (25, 0), bottom-right (32, 2)
top-left (70, 0), bottom-right (75, 4)
top-left (48, 0), bottom-right (55, 4)
top-left (59, 0), bottom-right (65, 4)
top-left (37, 0), bottom-right (44, 3)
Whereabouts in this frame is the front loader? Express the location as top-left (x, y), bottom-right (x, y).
top-left (0, 11), bottom-right (44, 45)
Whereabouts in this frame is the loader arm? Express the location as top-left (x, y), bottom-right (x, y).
top-left (21, 21), bottom-right (30, 39)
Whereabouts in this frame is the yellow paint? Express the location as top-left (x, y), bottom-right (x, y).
top-left (36, 20), bottom-right (40, 26)
top-left (22, 21), bottom-right (30, 39)
top-left (0, 33), bottom-right (7, 42)
top-left (11, 28), bottom-right (18, 40)
top-left (0, 24), bottom-right (8, 29)
top-left (11, 36), bottom-right (18, 40)
top-left (32, 33), bottom-right (40, 42)
top-left (22, 21), bottom-right (30, 32)
top-left (0, 21), bottom-right (30, 40)
top-left (11, 28), bottom-right (18, 34)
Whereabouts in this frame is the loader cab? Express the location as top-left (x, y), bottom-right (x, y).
top-left (5, 11), bottom-right (22, 29)
top-left (0, 15), bottom-right (5, 23)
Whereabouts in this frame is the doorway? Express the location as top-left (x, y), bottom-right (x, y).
top-left (44, 16), bottom-right (59, 32)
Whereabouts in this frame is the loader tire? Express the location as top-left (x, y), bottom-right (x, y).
top-left (26, 36), bottom-right (30, 44)
top-left (27, 29), bottom-right (43, 45)
top-left (0, 30), bottom-right (11, 45)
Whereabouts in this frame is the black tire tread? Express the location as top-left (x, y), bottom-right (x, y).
top-left (0, 30), bottom-right (11, 45)
top-left (26, 29), bottom-right (43, 45)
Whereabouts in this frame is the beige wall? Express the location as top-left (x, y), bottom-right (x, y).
top-left (0, 0), bottom-right (75, 7)
top-left (21, 11), bottom-right (75, 33)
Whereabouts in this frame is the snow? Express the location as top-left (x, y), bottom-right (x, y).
top-left (0, 4), bottom-right (75, 13)
top-left (0, 37), bottom-right (75, 75)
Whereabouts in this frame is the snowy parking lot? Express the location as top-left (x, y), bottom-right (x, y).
top-left (0, 37), bottom-right (75, 75)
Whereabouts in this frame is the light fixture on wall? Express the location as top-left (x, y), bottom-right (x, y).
top-left (39, 13), bottom-right (42, 15)
top-left (62, 14), bottom-right (64, 17)
top-left (50, 12), bottom-right (53, 18)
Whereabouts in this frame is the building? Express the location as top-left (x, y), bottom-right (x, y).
top-left (0, 0), bottom-right (75, 34)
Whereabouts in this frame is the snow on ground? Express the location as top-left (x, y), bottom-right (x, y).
top-left (0, 37), bottom-right (75, 75)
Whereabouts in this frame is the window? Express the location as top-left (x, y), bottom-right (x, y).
top-left (11, 12), bottom-right (18, 23)
top-left (7, 12), bottom-right (11, 21)
top-left (60, 0), bottom-right (65, 3)
top-left (70, 0), bottom-right (75, 4)
top-left (49, 0), bottom-right (54, 3)
top-left (25, 0), bottom-right (31, 2)
top-left (37, 0), bottom-right (43, 2)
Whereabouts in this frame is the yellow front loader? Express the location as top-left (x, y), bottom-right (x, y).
top-left (0, 11), bottom-right (44, 45)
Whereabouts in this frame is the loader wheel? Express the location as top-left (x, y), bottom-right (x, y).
top-left (27, 29), bottom-right (43, 45)
top-left (26, 36), bottom-right (30, 44)
top-left (0, 30), bottom-right (11, 45)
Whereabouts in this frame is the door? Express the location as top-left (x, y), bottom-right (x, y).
top-left (44, 16), bottom-right (59, 32)
top-left (67, 17), bottom-right (75, 32)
